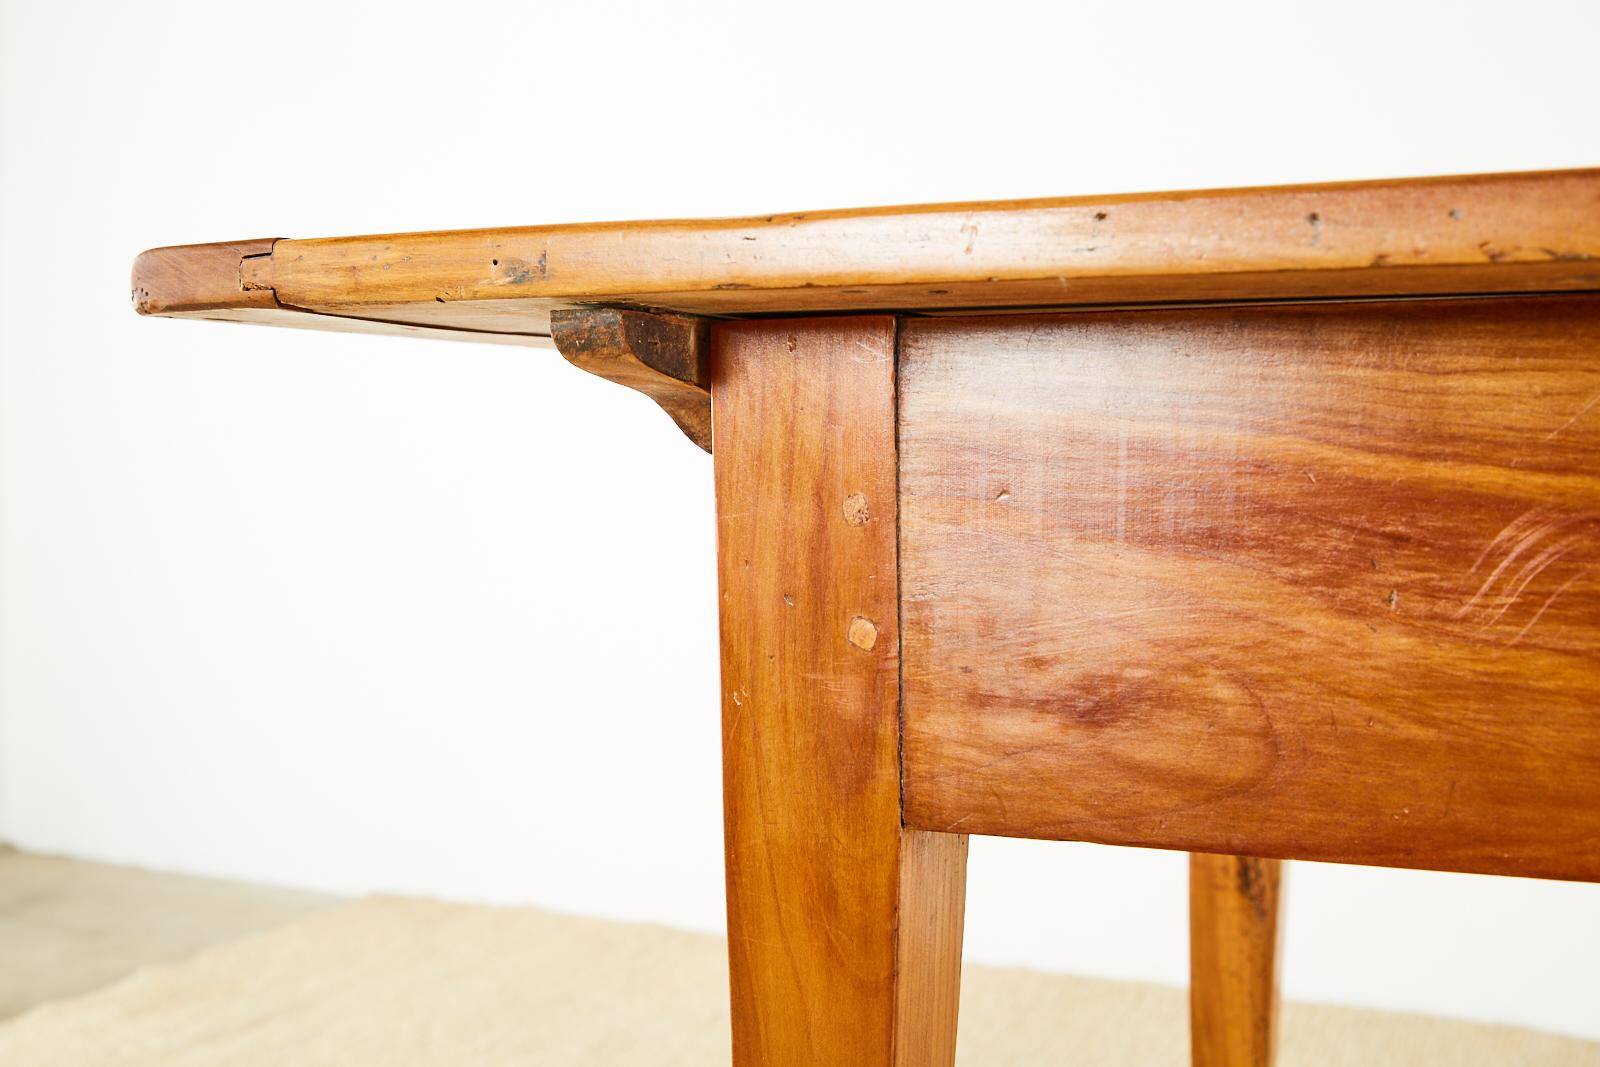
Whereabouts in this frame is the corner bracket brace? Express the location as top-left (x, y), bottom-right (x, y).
top-left (550, 308), bottom-right (712, 452)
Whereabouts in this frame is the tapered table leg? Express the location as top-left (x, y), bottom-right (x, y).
top-left (1190, 853), bottom-right (1284, 1067)
top-left (713, 316), bottom-right (968, 1067)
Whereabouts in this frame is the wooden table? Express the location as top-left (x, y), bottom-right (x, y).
top-left (133, 169), bottom-right (1600, 1066)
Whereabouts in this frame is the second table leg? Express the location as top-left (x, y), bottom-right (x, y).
top-left (1190, 852), bottom-right (1285, 1067)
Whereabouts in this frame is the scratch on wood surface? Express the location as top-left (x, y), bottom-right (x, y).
top-left (1466, 508), bottom-right (1552, 580)
top-left (851, 339), bottom-right (890, 364)
top-left (1460, 509), bottom-right (1591, 618)
top-left (897, 298), bottom-right (1600, 880)
top-left (1545, 387), bottom-right (1600, 440)
top-left (1476, 535), bottom-right (1582, 630)
top-left (1509, 567), bottom-right (1592, 645)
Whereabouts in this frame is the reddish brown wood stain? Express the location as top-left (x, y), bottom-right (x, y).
top-left (899, 296), bottom-right (1600, 881)
top-left (129, 170), bottom-right (1600, 1064)
top-left (1191, 854), bottom-right (1283, 1067)
top-left (714, 318), bottom-right (965, 1067)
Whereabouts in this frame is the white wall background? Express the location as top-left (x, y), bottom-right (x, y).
top-left (3, 0), bottom-right (1598, 1042)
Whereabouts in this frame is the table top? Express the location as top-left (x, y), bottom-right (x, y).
top-left (132, 169), bottom-right (1600, 345)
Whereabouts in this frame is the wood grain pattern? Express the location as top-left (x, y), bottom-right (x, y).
top-left (549, 308), bottom-right (711, 450)
top-left (899, 297), bottom-right (1600, 880)
top-left (132, 240), bottom-right (557, 346)
top-left (1190, 854), bottom-right (1283, 1067)
top-left (131, 239), bottom-right (279, 315)
top-left (714, 317), bottom-right (966, 1066)
top-left (894, 830), bottom-right (969, 1066)
top-left (136, 170), bottom-right (1600, 342)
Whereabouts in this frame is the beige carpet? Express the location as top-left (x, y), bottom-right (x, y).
top-left (0, 847), bottom-right (334, 1020)
top-left (2, 894), bottom-right (1594, 1066)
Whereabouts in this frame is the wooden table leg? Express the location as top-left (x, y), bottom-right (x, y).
top-left (1190, 853), bottom-right (1284, 1067)
top-left (713, 316), bottom-right (968, 1067)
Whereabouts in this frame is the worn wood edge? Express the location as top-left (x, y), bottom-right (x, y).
top-left (1190, 854), bottom-right (1283, 1067)
top-left (249, 169), bottom-right (1600, 315)
top-left (550, 308), bottom-right (711, 450)
top-left (131, 239), bottom-right (282, 315)
top-left (131, 238), bottom-right (558, 347)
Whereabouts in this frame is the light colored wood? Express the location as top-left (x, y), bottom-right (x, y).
top-left (899, 296), bottom-right (1600, 881)
top-left (1190, 854), bottom-right (1283, 1067)
top-left (130, 239), bottom-right (554, 346)
top-left (714, 317), bottom-right (967, 1067)
top-left (893, 831), bottom-right (969, 1066)
top-left (127, 303), bottom-right (557, 346)
top-left (136, 170), bottom-right (1600, 343)
top-left (549, 308), bottom-right (711, 450)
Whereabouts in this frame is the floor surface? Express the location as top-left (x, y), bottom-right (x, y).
top-left (0, 846), bottom-right (335, 1020)
top-left (2, 848), bottom-right (1595, 1065)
